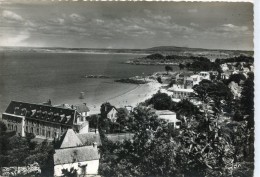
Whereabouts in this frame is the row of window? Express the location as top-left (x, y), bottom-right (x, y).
top-left (7, 124), bottom-right (17, 131)
top-left (25, 126), bottom-right (63, 138)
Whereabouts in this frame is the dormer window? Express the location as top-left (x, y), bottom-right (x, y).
top-left (31, 109), bottom-right (36, 117)
top-left (14, 107), bottom-right (20, 115)
top-left (21, 108), bottom-right (26, 116)
top-left (65, 115), bottom-right (71, 124)
top-left (60, 114), bottom-right (65, 122)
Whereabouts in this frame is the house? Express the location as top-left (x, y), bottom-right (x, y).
top-left (125, 105), bottom-right (133, 113)
top-left (74, 103), bottom-right (90, 134)
top-left (2, 101), bottom-right (90, 140)
top-left (199, 71), bottom-right (210, 80)
top-left (103, 105), bottom-right (118, 122)
top-left (54, 129), bottom-right (100, 177)
top-left (168, 87), bottom-right (194, 100)
top-left (154, 110), bottom-right (181, 129)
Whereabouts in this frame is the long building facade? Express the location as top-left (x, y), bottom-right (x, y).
top-left (2, 101), bottom-right (90, 140)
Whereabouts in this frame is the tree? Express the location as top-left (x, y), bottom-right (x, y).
top-left (61, 167), bottom-right (77, 177)
top-left (146, 53), bottom-right (165, 60)
top-left (228, 73), bottom-right (246, 85)
top-left (148, 91), bottom-right (174, 110)
top-left (192, 79), bottom-right (213, 103)
top-left (100, 102), bottom-right (113, 133)
top-left (185, 62), bottom-right (191, 70)
top-left (89, 114), bottom-right (99, 132)
top-left (99, 106), bottom-right (180, 177)
top-left (116, 108), bottom-right (129, 132)
top-left (0, 121), bottom-right (7, 135)
top-left (174, 99), bottom-right (201, 124)
top-left (240, 72), bottom-right (254, 128)
top-left (157, 76), bottom-right (162, 84)
top-left (165, 65), bottom-right (173, 74)
top-left (179, 63), bottom-right (185, 70)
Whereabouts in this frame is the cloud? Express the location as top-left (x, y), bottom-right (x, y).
top-left (70, 13), bottom-right (85, 23)
top-left (67, 26), bottom-right (88, 34)
top-left (207, 24), bottom-right (250, 37)
top-left (48, 18), bottom-right (65, 25)
top-left (2, 10), bottom-right (23, 22)
top-left (221, 24), bottom-right (248, 32)
top-left (0, 30), bottom-right (30, 46)
top-left (144, 9), bottom-right (171, 23)
top-left (188, 9), bottom-right (198, 13)
top-left (94, 19), bottom-right (104, 25)
top-left (190, 23), bottom-right (199, 27)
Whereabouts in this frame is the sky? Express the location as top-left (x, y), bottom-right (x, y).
top-left (0, 1), bottom-right (254, 50)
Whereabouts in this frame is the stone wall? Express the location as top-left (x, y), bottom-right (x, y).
top-left (1, 162), bottom-right (41, 176)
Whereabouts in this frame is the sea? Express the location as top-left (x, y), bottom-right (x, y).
top-left (0, 50), bottom-right (179, 114)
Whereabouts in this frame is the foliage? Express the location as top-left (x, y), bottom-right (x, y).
top-left (0, 121), bottom-right (7, 135)
top-left (179, 63), bottom-right (185, 70)
top-left (0, 127), bottom-right (54, 177)
top-left (174, 99), bottom-right (201, 123)
top-left (240, 72), bottom-right (254, 128)
top-left (227, 73), bottom-right (246, 85)
top-left (148, 91), bottom-right (174, 110)
top-left (156, 77), bottom-right (162, 84)
top-left (99, 106), bottom-right (181, 177)
top-left (89, 114), bottom-right (99, 130)
top-left (165, 65), bottom-right (173, 74)
top-left (168, 79), bottom-right (176, 87)
top-left (115, 78), bottom-right (148, 84)
top-left (116, 108), bottom-right (129, 132)
top-left (215, 55), bottom-right (254, 64)
top-left (145, 53), bottom-right (165, 60)
top-left (61, 167), bottom-right (77, 177)
top-left (99, 103), bottom-right (254, 177)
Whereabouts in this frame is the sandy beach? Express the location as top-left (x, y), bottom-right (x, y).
top-left (87, 81), bottom-right (161, 114)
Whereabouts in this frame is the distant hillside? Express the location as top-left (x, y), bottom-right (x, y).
top-left (145, 46), bottom-right (210, 51)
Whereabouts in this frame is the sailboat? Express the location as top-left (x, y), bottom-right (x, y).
top-left (79, 92), bottom-right (85, 99)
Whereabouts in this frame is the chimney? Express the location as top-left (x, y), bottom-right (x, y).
top-left (83, 103), bottom-right (86, 106)
top-left (47, 99), bottom-right (52, 105)
top-left (71, 105), bottom-right (74, 109)
top-left (93, 142), bottom-right (97, 148)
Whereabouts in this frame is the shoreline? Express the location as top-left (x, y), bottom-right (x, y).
top-left (61, 81), bottom-right (161, 115)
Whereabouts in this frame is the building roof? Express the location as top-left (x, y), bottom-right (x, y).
top-left (178, 72), bottom-right (193, 77)
top-left (74, 104), bottom-right (90, 113)
top-left (4, 101), bottom-right (77, 126)
top-left (154, 110), bottom-right (176, 116)
top-left (60, 129), bottom-right (83, 149)
top-left (54, 146), bottom-right (100, 165)
top-left (154, 110), bottom-right (180, 123)
top-left (77, 132), bottom-right (102, 146)
top-left (106, 133), bottom-right (134, 143)
top-left (168, 88), bottom-right (194, 92)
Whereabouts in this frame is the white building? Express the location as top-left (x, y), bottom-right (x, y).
top-left (199, 71), bottom-right (210, 81)
top-left (106, 106), bottom-right (118, 122)
top-left (154, 110), bottom-right (181, 129)
top-left (168, 87), bottom-right (194, 100)
top-left (54, 129), bottom-right (100, 177)
top-left (74, 104), bottom-right (90, 134)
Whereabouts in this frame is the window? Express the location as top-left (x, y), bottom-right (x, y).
top-left (47, 131), bottom-right (51, 138)
top-left (30, 127), bottom-right (34, 133)
top-left (42, 129), bottom-right (45, 136)
top-left (36, 128), bottom-right (39, 135)
top-left (14, 125), bottom-right (17, 131)
top-left (25, 126), bottom-right (28, 132)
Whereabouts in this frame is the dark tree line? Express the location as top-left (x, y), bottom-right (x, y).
top-left (98, 73), bottom-right (254, 177)
top-left (0, 125), bottom-right (54, 177)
